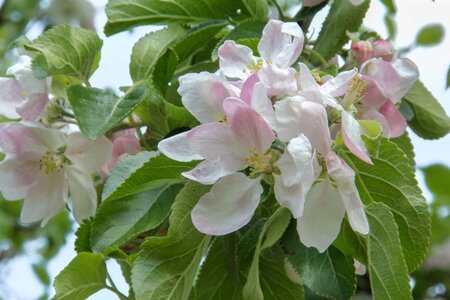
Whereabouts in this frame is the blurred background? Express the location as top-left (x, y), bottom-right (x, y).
top-left (0, 0), bottom-right (449, 299)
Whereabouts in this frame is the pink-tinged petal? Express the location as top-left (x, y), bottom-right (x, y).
top-left (187, 122), bottom-right (243, 160)
top-left (341, 111), bottom-right (372, 164)
top-left (17, 93), bottom-right (48, 121)
top-left (178, 72), bottom-right (237, 123)
top-left (301, 0), bottom-right (326, 7)
top-left (0, 155), bottom-right (41, 200)
top-left (274, 97), bottom-right (331, 155)
top-left (351, 41), bottom-right (373, 62)
top-left (240, 73), bottom-right (260, 104)
top-left (0, 122), bottom-right (64, 155)
top-left (21, 170), bottom-right (67, 224)
top-left (224, 98), bottom-right (275, 154)
top-left (182, 157), bottom-right (243, 185)
top-left (218, 41), bottom-right (254, 79)
top-left (102, 129), bottom-right (142, 174)
top-left (67, 166), bottom-right (97, 223)
top-left (297, 63), bottom-right (319, 92)
top-left (250, 82), bottom-right (276, 126)
top-left (360, 75), bottom-right (388, 110)
top-left (0, 77), bottom-right (24, 119)
top-left (259, 65), bottom-right (297, 96)
top-left (158, 131), bottom-right (203, 162)
top-left (296, 179), bottom-right (346, 253)
top-left (258, 20), bottom-right (304, 68)
top-left (276, 134), bottom-right (314, 186)
top-left (321, 68), bottom-right (357, 97)
top-left (7, 55), bottom-right (48, 95)
top-left (65, 132), bottom-right (112, 174)
top-left (326, 152), bottom-right (369, 235)
top-left (372, 40), bottom-right (395, 61)
top-left (361, 57), bottom-right (419, 103)
top-left (191, 173), bottom-right (263, 235)
top-left (274, 175), bottom-right (308, 218)
top-left (379, 100), bottom-right (407, 138)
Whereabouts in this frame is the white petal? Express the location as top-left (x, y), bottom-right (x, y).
top-left (158, 131), bottom-right (203, 162)
top-left (326, 152), bottom-right (369, 235)
top-left (21, 170), bottom-right (67, 224)
top-left (259, 65), bottom-right (298, 96)
top-left (178, 72), bottom-right (236, 123)
top-left (67, 166), bottom-right (97, 223)
top-left (7, 55), bottom-right (48, 95)
top-left (296, 179), bottom-right (346, 253)
top-left (297, 63), bottom-right (319, 91)
top-left (250, 82), bottom-right (276, 126)
top-left (0, 77), bottom-right (24, 119)
top-left (16, 93), bottom-right (48, 121)
top-left (191, 173), bottom-right (263, 235)
top-left (182, 157), bottom-right (242, 185)
top-left (0, 155), bottom-right (41, 200)
top-left (218, 41), bottom-right (254, 79)
top-left (341, 111), bottom-right (372, 164)
top-left (65, 132), bottom-right (113, 174)
top-left (321, 68), bottom-right (357, 97)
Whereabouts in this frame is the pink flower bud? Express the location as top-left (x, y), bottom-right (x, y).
top-left (372, 39), bottom-right (395, 61)
top-left (351, 41), bottom-right (373, 62)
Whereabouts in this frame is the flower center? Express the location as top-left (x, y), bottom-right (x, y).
top-left (38, 150), bottom-right (69, 174)
top-left (341, 75), bottom-right (368, 109)
top-left (245, 148), bottom-right (280, 178)
top-left (246, 59), bottom-right (264, 74)
top-left (311, 69), bottom-right (323, 84)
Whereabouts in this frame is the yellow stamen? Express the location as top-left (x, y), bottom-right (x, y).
top-left (246, 59), bottom-right (264, 73)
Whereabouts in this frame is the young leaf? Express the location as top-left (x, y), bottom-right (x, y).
top-left (131, 182), bottom-right (211, 300)
top-left (130, 26), bottom-right (186, 83)
top-left (74, 219), bottom-right (93, 253)
top-left (342, 139), bottom-right (430, 272)
top-left (422, 164), bottom-right (450, 196)
top-left (283, 224), bottom-right (356, 300)
top-left (391, 132), bottom-right (415, 168)
top-left (104, 0), bottom-right (252, 36)
top-left (403, 80), bottom-right (450, 139)
top-left (91, 183), bottom-right (184, 252)
top-left (313, 0), bottom-right (370, 63)
top-left (193, 236), bottom-right (244, 299)
top-left (25, 25), bottom-right (102, 83)
top-left (102, 151), bottom-right (196, 201)
top-left (241, 0), bottom-right (269, 21)
top-left (416, 24), bottom-right (445, 46)
top-left (53, 253), bottom-right (107, 300)
top-left (67, 84), bottom-right (147, 139)
top-left (365, 203), bottom-right (412, 300)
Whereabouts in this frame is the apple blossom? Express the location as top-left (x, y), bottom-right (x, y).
top-left (0, 122), bottom-right (112, 224)
top-left (0, 55), bottom-right (49, 121)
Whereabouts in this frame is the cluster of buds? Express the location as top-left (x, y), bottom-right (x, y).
top-left (158, 20), bottom-right (419, 252)
top-left (351, 39), bottom-right (396, 63)
top-left (0, 54), bottom-right (140, 225)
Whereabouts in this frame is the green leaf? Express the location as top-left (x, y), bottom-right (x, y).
top-left (104, 0), bottom-right (252, 36)
top-left (446, 65), bottom-right (450, 89)
top-left (25, 25), bottom-right (102, 83)
top-left (416, 24), bottom-right (445, 46)
top-left (422, 164), bottom-right (450, 196)
top-left (342, 139), bottom-right (430, 272)
top-left (379, 0), bottom-right (396, 13)
top-left (74, 219), bottom-right (92, 253)
top-left (130, 26), bottom-right (186, 83)
top-left (91, 183), bottom-right (184, 252)
top-left (403, 80), bottom-right (450, 139)
top-left (67, 84), bottom-right (147, 139)
top-left (242, 208), bottom-right (291, 299)
top-left (283, 223), bottom-right (356, 300)
top-left (391, 132), bottom-right (415, 168)
top-left (313, 0), bottom-right (370, 63)
top-left (193, 236), bottom-right (244, 300)
top-left (365, 203), bottom-right (412, 300)
top-left (384, 13), bottom-right (397, 40)
top-left (241, 0), bottom-right (268, 21)
top-left (131, 182), bottom-right (211, 300)
top-left (102, 151), bottom-right (195, 201)
top-left (212, 19), bottom-right (265, 59)
top-left (53, 252), bottom-right (107, 300)
top-left (152, 48), bottom-right (179, 95)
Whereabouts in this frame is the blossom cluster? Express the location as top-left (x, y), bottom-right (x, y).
top-left (0, 55), bottom-right (140, 225)
top-left (158, 20), bottom-right (419, 252)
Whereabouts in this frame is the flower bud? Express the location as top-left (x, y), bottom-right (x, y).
top-left (351, 41), bottom-right (373, 62)
top-left (372, 39), bottom-right (395, 61)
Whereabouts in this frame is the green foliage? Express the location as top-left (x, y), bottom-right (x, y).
top-left (66, 84), bottom-right (147, 139)
top-left (313, 0), bottom-right (370, 63)
top-left (403, 80), bottom-right (450, 139)
top-left (131, 182), bottom-right (211, 300)
top-left (53, 253), bottom-right (108, 300)
top-left (74, 219), bottom-right (92, 253)
top-left (283, 224), bottom-right (356, 300)
top-left (423, 164), bottom-right (450, 196)
top-left (365, 203), bottom-right (412, 300)
top-left (24, 25), bottom-right (102, 83)
top-left (104, 0), bottom-right (254, 36)
top-left (416, 24), bottom-right (445, 46)
top-left (447, 65), bottom-right (450, 89)
top-left (342, 139), bottom-right (430, 272)
top-left (391, 132), bottom-right (415, 168)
